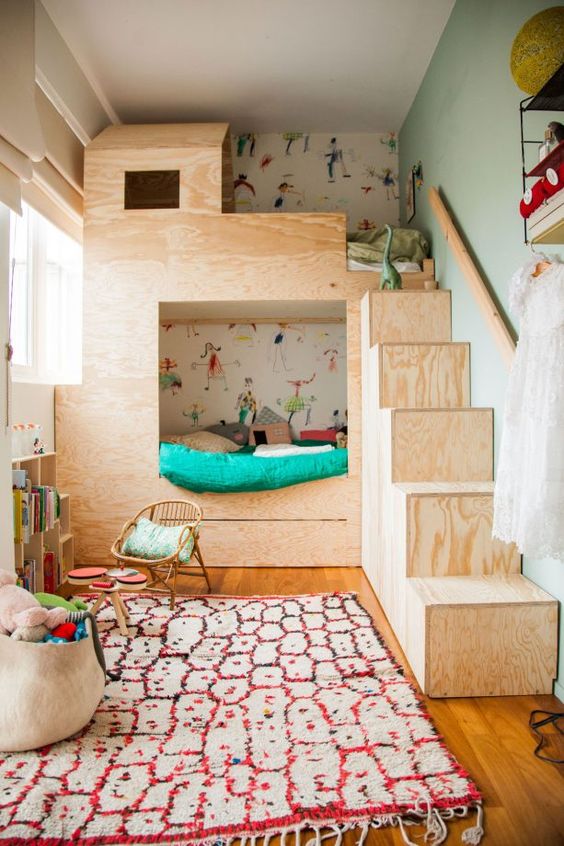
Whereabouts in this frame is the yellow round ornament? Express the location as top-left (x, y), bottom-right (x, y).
top-left (510, 6), bottom-right (564, 95)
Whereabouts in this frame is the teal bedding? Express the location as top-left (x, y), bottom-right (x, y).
top-left (159, 440), bottom-right (348, 493)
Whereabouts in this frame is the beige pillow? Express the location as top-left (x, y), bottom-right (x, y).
top-left (164, 431), bottom-right (240, 453)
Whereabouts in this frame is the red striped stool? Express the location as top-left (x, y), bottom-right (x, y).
top-left (66, 566), bottom-right (107, 584)
top-left (114, 572), bottom-right (148, 591)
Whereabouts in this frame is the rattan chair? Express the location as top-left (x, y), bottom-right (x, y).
top-left (110, 499), bottom-right (211, 609)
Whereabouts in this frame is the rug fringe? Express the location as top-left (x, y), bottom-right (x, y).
top-left (424, 804), bottom-right (448, 845)
top-left (462, 802), bottom-right (484, 845)
top-left (394, 801), bottom-right (484, 846)
top-left (356, 821), bottom-right (369, 846)
top-left (203, 803), bottom-right (484, 846)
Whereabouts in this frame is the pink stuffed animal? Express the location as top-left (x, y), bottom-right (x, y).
top-left (0, 571), bottom-right (67, 641)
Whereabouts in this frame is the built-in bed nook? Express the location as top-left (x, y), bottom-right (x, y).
top-left (158, 300), bottom-right (348, 493)
top-left (55, 123), bottom-right (436, 568)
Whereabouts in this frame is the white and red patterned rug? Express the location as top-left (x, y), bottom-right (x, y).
top-left (0, 593), bottom-right (483, 845)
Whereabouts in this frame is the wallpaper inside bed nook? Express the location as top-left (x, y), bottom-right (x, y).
top-left (159, 321), bottom-right (348, 439)
top-left (230, 132), bottom-right (400, 230)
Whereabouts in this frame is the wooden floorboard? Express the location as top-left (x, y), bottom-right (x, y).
top-left (68, 565), bottom-right (564, 845)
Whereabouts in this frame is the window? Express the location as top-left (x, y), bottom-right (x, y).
top-left (9, 203), bottom-right (82, 384)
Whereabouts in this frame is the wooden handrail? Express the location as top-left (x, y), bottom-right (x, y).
top-left (428, 187), bottom-right (516, 367)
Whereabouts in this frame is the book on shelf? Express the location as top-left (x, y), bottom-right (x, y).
top-left (43, 550), bottom-right (56, 594)
top-left (12, 490), bottom-right (30, 544)
top-left (21, 494), bottom-right (30, 543)
top-left (16, 559), bottom-right (36, 593)
top-left (24, 558), bottom-right (36, 593)
top-left (13, 478), bottom-right (61, 542)
top-left (13, 490), bottom-right (20, 543)
top-left (33, 485), bottom-right (45, 532)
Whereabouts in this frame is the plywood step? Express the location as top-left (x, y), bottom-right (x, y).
top-left (406, 574), bottom-right (558, 697)
top-left (378, 342), bottom-right (470, 408)
top-left (369, 290), bottom-right (451, 345)
top-left (391, 408), bottom-right (493, 482)
top-left (350, 259), bottom-right (437, 291)
top-left (395, 481), bottom-right (520, 577)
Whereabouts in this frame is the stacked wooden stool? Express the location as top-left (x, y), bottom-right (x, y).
top-left (67, 567), bottom-right (147, 636)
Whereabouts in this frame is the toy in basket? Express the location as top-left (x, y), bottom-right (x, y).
top-left (0, 571), bottom-right (105, 752)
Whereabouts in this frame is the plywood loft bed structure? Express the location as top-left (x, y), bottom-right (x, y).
top-left (55, 123), bottom-right (436, 569)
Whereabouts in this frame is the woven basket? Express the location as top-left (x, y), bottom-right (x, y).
top-left (0, 618), bottom-right (105, 752)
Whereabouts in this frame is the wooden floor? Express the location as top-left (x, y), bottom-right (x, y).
top-left (64, 565), bottom-right (564, 845)
top-left (167, 566), bottom-right (563, 846)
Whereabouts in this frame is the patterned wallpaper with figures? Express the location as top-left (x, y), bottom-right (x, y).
top-left (231, 132), bottom-right (400, 231)
top-left (159, 320), bottom-right (348, 439)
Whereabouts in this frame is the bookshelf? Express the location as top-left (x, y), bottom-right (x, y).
top-left (12, 452), bottom-right (75, 592)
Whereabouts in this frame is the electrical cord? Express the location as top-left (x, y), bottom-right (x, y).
top-left (529, 710), bottom-right (564, 764)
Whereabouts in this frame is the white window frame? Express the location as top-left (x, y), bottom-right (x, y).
top-left (9, 203), bottom-right (82, 385)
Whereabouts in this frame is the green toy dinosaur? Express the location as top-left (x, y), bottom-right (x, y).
top-left (379, 224), bottom-right (403, 290)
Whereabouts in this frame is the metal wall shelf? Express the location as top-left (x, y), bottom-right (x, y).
top-left (524, 64), bottom-right (564, 112)
top-left (527, 139), bottom-right (564, 177)
top-left (519, 62), bottom-right (564, 243)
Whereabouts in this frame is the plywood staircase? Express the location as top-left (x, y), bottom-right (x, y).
top-left (361, 289), bottom-right (558, 697)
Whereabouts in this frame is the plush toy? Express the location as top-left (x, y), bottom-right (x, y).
top-left (50, 622), bottom-right (77, 641)
top-left (43, 620), bottom-right (87, 644)
top-left (0, 571), bottom-right (67, 640)
top-left (11, 623), bottom-right (49, 643)
top-left (35, 593), bottom-right (88, 612)
top-left (336, 431), bottom-right (348, 449)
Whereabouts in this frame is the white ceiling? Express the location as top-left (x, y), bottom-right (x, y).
top-left (40, 0), bottom-right (454, 134)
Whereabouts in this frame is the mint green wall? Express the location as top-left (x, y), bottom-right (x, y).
top-left (399, 0), bottom-right (564, 701)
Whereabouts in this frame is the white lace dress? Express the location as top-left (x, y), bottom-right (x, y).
top-left (492, 259), bottom-right (564, 561)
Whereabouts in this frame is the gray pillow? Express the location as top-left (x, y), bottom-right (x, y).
top-left (205, 421), bottom-right (249, 445)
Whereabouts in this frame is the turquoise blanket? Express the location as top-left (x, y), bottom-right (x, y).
top-left (159, 441), bottom-right (348, 493)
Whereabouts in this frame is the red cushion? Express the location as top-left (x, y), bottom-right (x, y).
top-left (51, 622), bottom-right (77, 640)
top-left (67, 567), bottom-right (107, 581)
top-left (116, 573), bottom-right (147, 586)
top-left (300, 429), bottom-right (337, 442)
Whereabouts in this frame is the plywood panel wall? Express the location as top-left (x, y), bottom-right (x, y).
top-left (57, 123), bottom-right (402, 568)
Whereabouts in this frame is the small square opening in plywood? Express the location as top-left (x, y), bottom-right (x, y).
top-left (124, 170), bottom-right (180, 209)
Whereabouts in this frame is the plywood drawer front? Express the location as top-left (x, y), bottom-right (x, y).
top-left (406, 493), bottom-right (520, 577)
top-left (391, 409), bottom-right (493, 482)
top-left (72, 519), bottom-right (350, 569)
top-left (201, 520), bottom-right (349, 566)
top-left (370, 291), bottom-right (451, 345)
top-left (406, 576), bottom-right (558, 697)
top-left (158, 474), bottom-right (354, 521)
top-left (425, 602), bottom-right (557, 697)
top-left (380, 343), bottom-right (470, 409)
